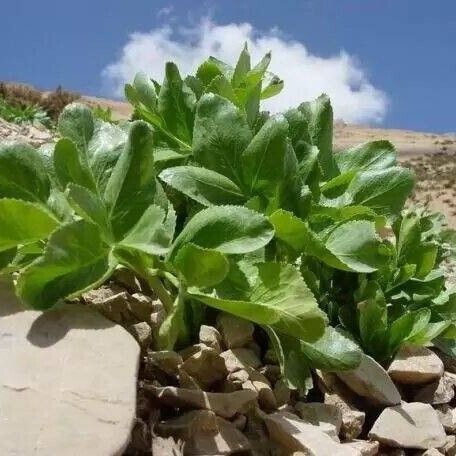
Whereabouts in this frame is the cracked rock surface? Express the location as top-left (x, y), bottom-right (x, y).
top-left (0, 278), bottom-right (140, 456)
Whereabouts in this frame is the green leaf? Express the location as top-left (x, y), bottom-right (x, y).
top-left (270, 210), bottom-right (386, 272)
top-left (241, 115), bottom-right (289, 194)
top-left (58, 103), bottom-right (94, 153)
top-left (189, 262), bottom-right (326, 342)
top-left (300, 326), bottom-right (362, 371)
top-left (158, 62), bottom-right (196, 144)
top-left (53, 138), bottom-right (96, 191)
top-left (335, 140), bottom-right (396, 173)
top-left (17, 220), bottom-right (116, 309)
top-left (0, 142), bottom-right (50, 203)
top-left (0, 198), bottom-right (58, 251)
top-left (244, 52), bottom-right (271, 90)
top-left (0, 248), bottom-right (17, 270)
top-left (196, 57), bottom-right (230, 86)
top-left (174, 243), bottom-right (229, 287)
top-left (265, 327), bottom-right (312, 393)
top-left (193, 93), bottom-right (252, 188)
top-left (133, 72), bottom-right (157, 110)
top-left (159, 166), bottom-right (245, 207)
top-left (66, 183), bottom-right (110, 232)
top-left (104, 121), bottom-right (156, 239)
top-left (261, 74), bottom-right (284, 100)
top-left (168, 205), bottom-right (274, 260)
top-left (118, 204), bottom-right (169, 256)
top-left (347, 167), bottom-right (415, 215)
top-left (206, 75), bottom-right (239, 105)
top-left (158, 293), bottom-right (187, 350)
top-left (232, 43), bottom-right (251, 88)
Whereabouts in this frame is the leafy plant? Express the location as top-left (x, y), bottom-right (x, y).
top-left (0, 97), bottom-right (50, 125)
top-left (1, 45), bottom-right (455, 394)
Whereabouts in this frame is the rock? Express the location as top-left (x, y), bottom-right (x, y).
top-left (260, 364), bottom-right (281, 385)
top-left (180, 345), bottom-right (227, 389)
top-left (151, 436), bottom-right (184, 455)
top-left (199, 325), bottom-right (222, 352)
top-left (0, 279), bottom-right (139, 456)
top-left (244, 369), bottom-right (277, 412)
top-left (325, 393), bottom-right (365, 440)
top-left (112, 268), bottom-right (143, 293)
top-left (217, 313), bottom-right (254, 349)
top-left (231, 414), bottom-right (247, 431)
top-left (178, 367), bottom-right (201, 390)
top-left (434, 348), bottom-right (456, 374)
top-left (220, 348), bottom-right (262, 373)
top-left (294, 402), bottom-right (343, 436)
top-left (388, 345), bottom-right (444, 385)
top-left (368, 402), bottom-right (446, 449)
top-left (157, 409), bottom-right (251, 455)
top-left (274, 378), bottom-right (292, 407)
top-left (264, 348), bottom-right (278, 364)
top-left (422, 449), bottom-right (444, 456)
top-left (435, 404), bottom-right (456, 433)
top-left (264, 412), bottom-right (360, 455)
top-left (142, 384), bottom-right (257, 418)
top-left (127, 321), bottom-right (152, 348)
top-left (440, 434), bottom-right (456, 456)
top-left (343, 439), bottom-right (379, 456)
top-left (337, 353), bottom-right (401, 405)
top-left (414, 373), bottom-right (455, 404)
top-left (145, 350), bottom-right (183, 377)
top-left (127, 418), bottom-right (151, 453)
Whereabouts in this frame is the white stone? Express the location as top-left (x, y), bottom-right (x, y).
top-left (342, 439), bottom-right (379, 456)
top-left (294, 402), bottom-right (343, 436)
top-left (0, 278), bottom-right (139, 456)
top-left (337, 353), bottom-right (401, 405)
top-left (368, 402), bottom-right (446, 450)
top-left (264, 412), bottom-right (361, 455)
top-left (388, 345), bottom-right (444, 385)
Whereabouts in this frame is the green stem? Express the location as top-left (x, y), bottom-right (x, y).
top-left (146, 275), bottom-right (174, 313)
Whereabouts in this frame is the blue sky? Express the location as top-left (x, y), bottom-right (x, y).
top-left (1, 0), bottom-right (455, 132)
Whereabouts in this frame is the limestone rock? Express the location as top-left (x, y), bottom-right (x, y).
top-left (337, 353), bottom-right (401, 405)
top-left (220, 348), bottom-right (262, 373)
top-left (414, 373), bottom-right (455, 404)
top-left (274, 378), bottom-right (292, 407)
top-left (260, 364), bottom-right (281, 385)
top-left (0, 279), bottom-right (139, 456)
top-left (127, 321), bottom-right (152, 348)
top-left (343, 439), bottom-right (379, 456)
top-left (368, 402), bottom-right (446, 449)
top-left (180, 345), bottom-right (227, 389)
top-left (264, 412), bottom-right (360, 455)
top-left (435, 404), bottom-right (456, 433)
top-left (295, 402), bottom-right (343, 436)
top-left (199, 325), bottom-right (222, 352)
top-left (144, 350), bottom-right (182, 377)
top-left (178, 367), bottom-right (201, 390)
top-left (440, 434), bottom-right (456, 456)
top-left (157, 410), bottom-right (251, 455)
top-left (422, 449), bottom-right (444, 456)
top-left (244, 369), bottom-right (277, 412)
top-left (388, 345), bottom-right (444, 385)
top-left (217, 313), bottom-right (254, 349)
top-left (151, 436), bottom-right (184, 455)
top-left (142, 384), bottom-right (257, 418)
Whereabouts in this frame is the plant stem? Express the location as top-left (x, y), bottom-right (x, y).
top-left (146, 275), bottom-right (174, 314)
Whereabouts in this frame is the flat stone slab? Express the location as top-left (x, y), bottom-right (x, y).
top-left (0, 278), bottom-right (140, 456)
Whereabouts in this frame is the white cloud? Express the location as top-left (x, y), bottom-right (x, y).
top-left (102, 19), bottom-right (387, 124)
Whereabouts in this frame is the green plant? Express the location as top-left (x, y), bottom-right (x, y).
top-left (0, 97), bottom-right (50, 125)
top-left (92, 105), bottom-right (114, 123)
top-left (1, 45), bottom-right (455, 393)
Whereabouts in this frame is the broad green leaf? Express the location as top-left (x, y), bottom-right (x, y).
top-left (168, 206), bottom-right (274, 260)
top-left (261, 74), bottom-right (284, 100)
top-left (118, 204), bottom-right (169, 256)
top-left (158, 62), bottom-right (196, 144)
top-left (174, 243), bottom-right (229, 287)
top-left (206, 75), bottom-right (238, 105)
top-left (189, 262), bottom-right (326, 342)
top-left (17, 220), bottom-right (116, 309)
top-left (66, 184), bottom-right (109, 232)
top-left (265, 327), bottom-right (312, 393)
top-left (0, 199), bottom-right (58, 251)
top-left (159, 166), bottom-right (245, 207)
top-left (395, 211), bottom-right (421, 264)
top-left (193, 93), bottom-right (252, 188)
top-left (347, 167), bottom-right (415, 215)
top-left (336, 140), bottom-right (396, 173)
top-left (184, 75), bottom-right (204, 99)
top-left (387, 312), bottom-right (417, 354)
top-left (244, 82), bottom-right (261, 128)
top-left (196, 57), bottom-right (232, 86)
top-left (320, 171), bottom-right (357, 198)
top-left (304, 94), bottom-right (337, 178)
top-left (270, 210), bottom-right (386, 272)
top-left (58, 103), bottom-right (94, 153)
top-left (408, 242), bottom-right (438, 279)
top-left (158, 293), bottom-right (187, 350)
top-left (133, 72), bottom-right (157, 110)
top-left (408, 321), bottom-right (450, 346)
top-left (232, 43), bottom-right (251, 88)
top-left (0, 142), bottom-right (50, 203)
top-left (241, 115), bottom-right (289, 194)
top-left (53, 138), bottom-right (96, 191)
top-left (104, 121), bottom-right (156, 239)
top-left (358, 299), bottom-right (387, 356)
top-left (244, 52), bottom-right (271, 90)
top-left (300, 326), bottom-right (362, 371)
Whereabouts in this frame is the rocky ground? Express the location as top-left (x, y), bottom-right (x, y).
top-left (1, 110), bottom-right (456, 455)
